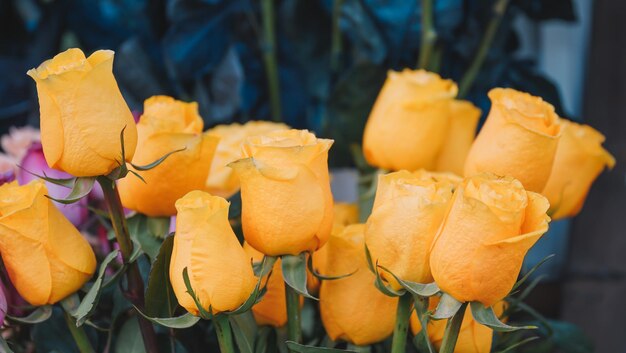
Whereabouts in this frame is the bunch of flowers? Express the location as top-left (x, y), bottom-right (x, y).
top-left (0, 47), bottom-right (612, 353)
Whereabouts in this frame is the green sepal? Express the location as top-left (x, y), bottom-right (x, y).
top-left (469, 301), bottom-right (536, 332)
top-left (16, 167), bottom-right (75, 188)
top-left (306, 251), bottom-right (355, 281)
top-left (133, 305), bottom-right (200, 329)
top-left (286, 341), bottom-right (357, 353)
top-left (281, 253), bottom-right (317, 300)
top-left (182, 267), bottom-right (212, 320)
top-left (413, 295), bottom-right (436, 353)
top-left (253, 256), bottom-right (277, 277)
top-left (72, 250), bottom-right (120, 326)
top-left (226, 257), bottom-right (271, 315)
top-left (130, 147), bottom-right (186, 171)
top-left (364, 245), bottom-right (403, 297)
top-left (6, 305), bottom-right (52, 324)
top-left (511, 254), bottom-right (554, 292)
top-left (377, 264), bottom-right (440, 297)
top-left (45, 177), bottom-right (96, 204)
top-left (128, 169), bottom-right (146, 183)
top-left (431, 293), bottom-right (462, 320)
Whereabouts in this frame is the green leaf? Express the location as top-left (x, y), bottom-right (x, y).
top-left (7, 305), bottom-right (52, 324)
top-left (470, 301), bottom-right (536, 332)
top-left (286, 341), bottom-right (357, 353)
top-left (72, 250), bottom-right (120, 326)
top-left (182, 267), bottom-right (211, 319)
top-left (512, 254), bottom-right (555, 292)
top-left (131, 147), bottom-right (186, 171)
top-left (494, 336), bottom-right (539, 353)
top-left (46, 177), bottom-right (96, 204)
top-left (377, 264), bottom-right (439, 297)
top-left (431, 293), bottom-right (462, 320)
top-left (145, 236), bottom-right (177, 318)
top-left (230, 312), bottom-right (257, 353)
top-left (147, 217), bottom-right (171, 239)
top-left (254, 326), bottom-right (273, 353)
top-left (228, 191), bottom-right (242, 220)
top-left (127, 215), bottom-right (161, 262)
top-left (133, 306), bottom-right (200, 329)
top-left (0, 337), bottom-right (14, 353)
top-left (115, 317), bottom-right (147, 353)
top-left (281, 254), bottom-right (317, 300)
top-left (307, 251), bottom-right (355, 280)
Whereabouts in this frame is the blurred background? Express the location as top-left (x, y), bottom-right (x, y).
top-left (0, 0), bottom-right (624, 351)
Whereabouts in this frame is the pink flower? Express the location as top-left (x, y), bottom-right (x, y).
top-left (0, 154), bottom-right (16, 185)
top-left (17, 143), bottom-right (88, 226)
top-left (1, 126), bottom-right (40, 162)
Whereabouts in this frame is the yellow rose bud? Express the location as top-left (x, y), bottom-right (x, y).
top-left (542, 120), bottom-right (615, 220)
top-left (0, 180), bottom-right (96, 305)
top-left (464, 88), bottom-right (562, 192)
top-left (365, 170), bottom-right (460, 290)
top-left (410, 297), bottom-right (507, 353)
top-left (430, 173), bottom-right (550, 306)
top-left (205, 121), bottom-right (289, 198)
top-left (434, 100), bottom-right (481, 175)
top-left (362, 69), bottom-right (458, 171)
top-left (320, 224), bottom-right (397, 345)
top-left (243, 243), bottom-right (304, 327)
top-left (229, 129), bottom-right (334, 256)
top-left (118, 96), bottom-right (219, 216)
top-left (169, 191), bottom-right (256, 315)
top-left (27, 48), bottom-right (137, 177)
top-left (331, 203), bottom-right (359, 231)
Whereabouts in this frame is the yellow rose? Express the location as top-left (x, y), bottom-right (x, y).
top-left (229, 129), bottom-right (334, 256)
top-left (362, 69), bottom-right (458, 171)
top-left (243, 243), bottom-right (305, 327)
top-left (365, 170), bottom-right (460, 290)
top-left (170, 191), bottom-right (256, 315)
top-left (320, 224), bottom-right (397, 345)
top-left (464, 88), bottom-right (561, 192)
top-left (27, 48), bottom-right (137, 177)
top-left (118, 96), bottom-right (219, 216)
top-left (205, 121), bottom-right (289, 198)
top-left (430, 174), bottom-right (550, 306)
top-left (410, 297), bottom-right (507, 353)
top-left (0, 180), bottom-right (96, 305)
top-left (434, 100), bottom-right (481, 175)
top-left (542, 120), bottom-right (615, 220)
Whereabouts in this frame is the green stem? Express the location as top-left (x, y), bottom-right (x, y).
top-left (260, 0), bottom-right (282, 122)
top-left (330, 0), bottom-right (345, 74)
top-left (63, 311), bottom-right (95, 353)
top-left (390, 294), bottom-right (412, 353)
top-left (98, 178), bottom-right (160, 353)
top-left (285, 283), bottom-right (302, 343)
top-left (457, 0), bottom-right (510, 98)
top-left (214, 315), bottom-right (236, 353)
top-left (438, 303), bottom-right (468, 353)
top-left (417, 0), bottom-right (436, 69)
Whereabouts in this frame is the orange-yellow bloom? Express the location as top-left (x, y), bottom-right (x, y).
top-left (0, 180), bottom-right (96, 305)
top-left (410, 297), bottom-right (507, 353)
top-left (320, 224), bottom-right (397, 345)
top-left (362, 69), bottom-right (458, 171)
top-left (170, 191), bottom-right (256, 315)
top-left (434, 101), bottom-right (481, 175)
top-left (118, 96), bottom-right (219, 216)
top-left (365, 170), bottom-right (460, 290)
top-left (230, 129), bottom-right (334, 256)
top-left (206, 121), bottom-right (289, 198)
top-left (430, 173), bottom-right (550, 306)
top-left (542, 120), bottom-right (615, 219)
top-left (464, 88), bottom-right (561, 192)
top-left (27, 48), bottom-right (137, 177)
